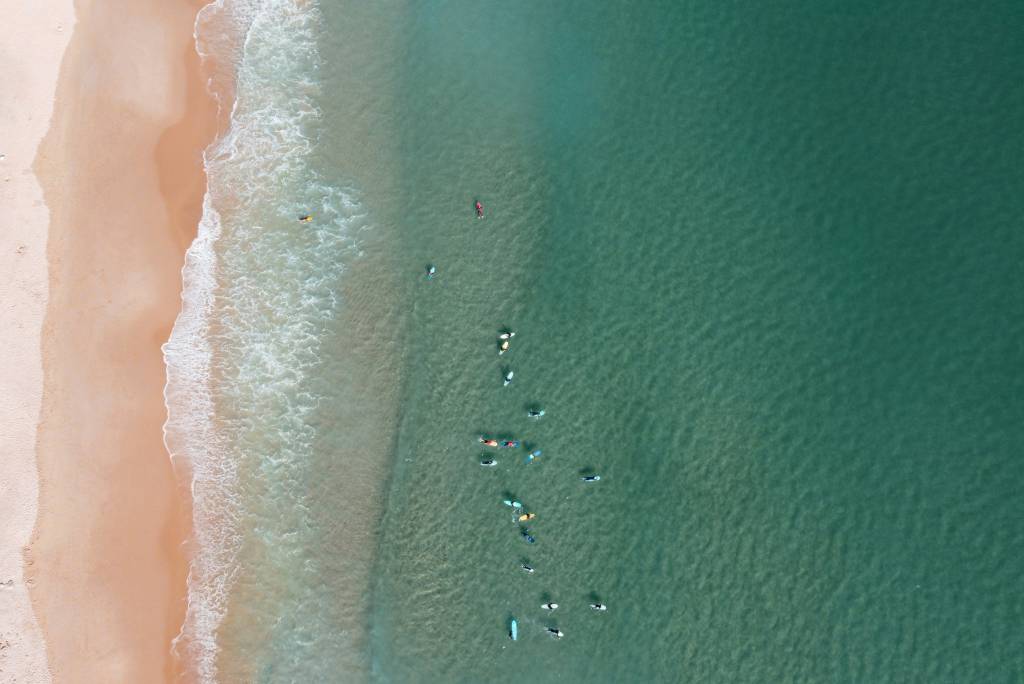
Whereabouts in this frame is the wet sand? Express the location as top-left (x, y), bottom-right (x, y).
top-left (26, 0), bottom-right (216, 681)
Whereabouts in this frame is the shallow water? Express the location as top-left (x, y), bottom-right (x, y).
top-left (169, 1), bottom-right (1024, 681)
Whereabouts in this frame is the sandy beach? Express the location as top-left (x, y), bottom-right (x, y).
top-left (0, 1), bottom-right (72, 682)
top-left (7, 0), bottom-right (216, 681)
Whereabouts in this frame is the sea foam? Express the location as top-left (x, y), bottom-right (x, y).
top-left (163, 1), bottom-right (364, 680)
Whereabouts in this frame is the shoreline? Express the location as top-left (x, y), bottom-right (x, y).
top-left (0, 0), bottom-right (73, 682)
top-left (27, 0), bottom-right (216, 681)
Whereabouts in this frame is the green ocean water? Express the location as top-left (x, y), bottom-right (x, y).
top-left (179, 0), bottom-right (1024, 681)
top-left (330, 1), bottom-right (1024, 681)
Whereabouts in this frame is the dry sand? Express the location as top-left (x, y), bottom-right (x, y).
top-left (21, 0), bottom-right (216, 681)
top-left (0, 1), bottom-right (73, 682)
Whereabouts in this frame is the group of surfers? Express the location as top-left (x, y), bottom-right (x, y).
top-left (417, 200), bottom-right (606, 642)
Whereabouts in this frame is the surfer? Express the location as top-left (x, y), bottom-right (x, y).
top-left (475, 201), bottom-right (484, 218)
top-left (590, 603), bottom-right (607, 611)
top-left (501, 440), bottom-right (519, 448)
top-left (542, 602), bottom-right (558, 611)
top-left (479, 437), bottom-right (499, 447)
top-left (498, 330), bottom-right (515, 340)
top-left (521, 563), bottom-right (535, 574)
top-left (480, 458), bottom-right (497, 467)
top-left (426, 265), bottom-right (436, 279)
top-left (518, 512), bottom-right (535, 522)
top-left (581, 475), bottom-right (601, 482)
top-left (498, 338), bottom-right (510, 355)
top-left (527, 409), bottom-right (545, 418)
top-left (546, 628), bottom-right (564, 639)
top-left (525, 449), bottom-right (541, 464)
top-left (521, 529), bottom-right (536, 544)
top-left (503, 499), bottom-right (523, 509)
top-left (503, 370), bottom-right (514, 386)
top-left (299, 214), bottom-right (313, 223)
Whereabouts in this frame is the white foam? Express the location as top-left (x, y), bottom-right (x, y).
top-left (164, 194), bottom-right (237, 684)
top-left (163, 1), bottom-right (365, 680)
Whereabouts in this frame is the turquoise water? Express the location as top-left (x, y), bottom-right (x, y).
top-left (168, 1), bottom-right (1024, 681)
